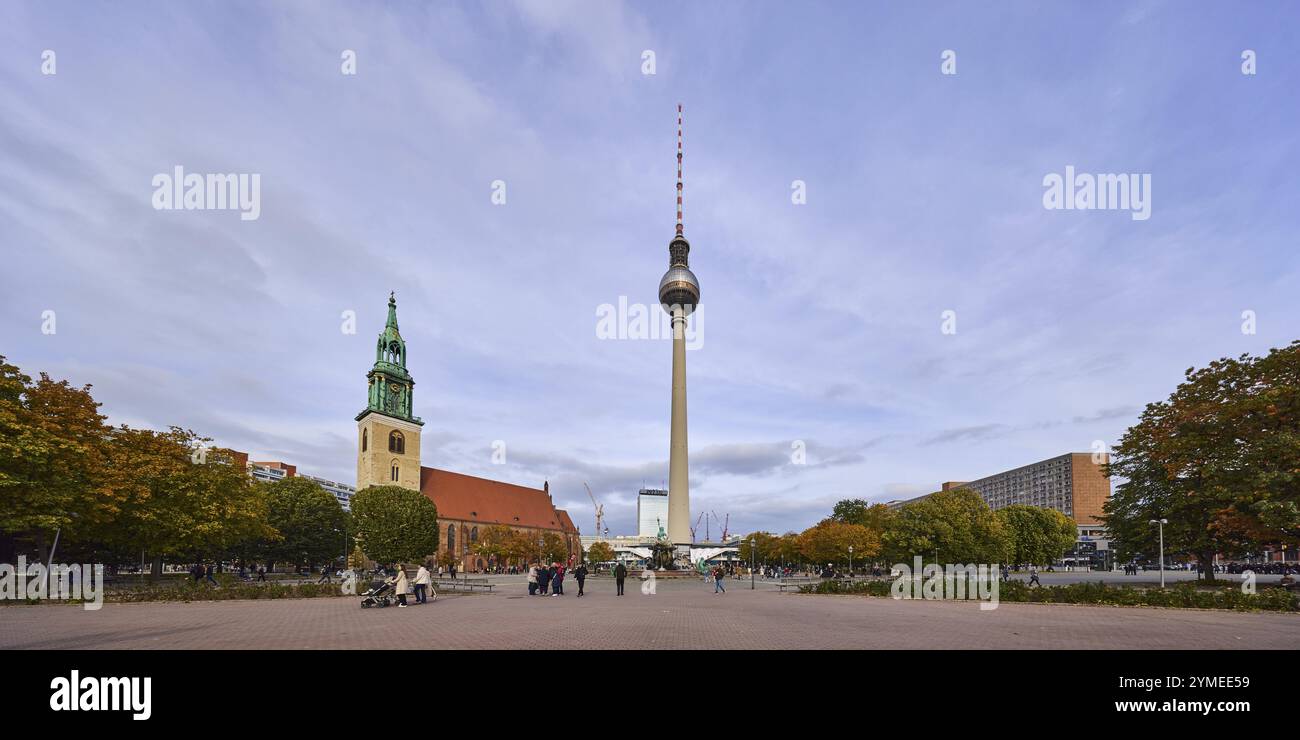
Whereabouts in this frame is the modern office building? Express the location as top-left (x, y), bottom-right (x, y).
top-left (301, 474), bottom-right (357, 512)
top-left (637, 488), bottom-right (669, 539)
top-left (240, 459), bottom-right (356, 511)
top-left (889, 452), bottom-right (1111, 524)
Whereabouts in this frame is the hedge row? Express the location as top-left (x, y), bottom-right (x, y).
top-left (798, 578), bottom-right (1300, 612)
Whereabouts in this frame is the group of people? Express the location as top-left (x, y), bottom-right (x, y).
top-left (526, 562), bottom-right (589, 596)
top-left (387, 562), bottom-right (433, 607)
top-left (189, 563), bottom-right (218, 585)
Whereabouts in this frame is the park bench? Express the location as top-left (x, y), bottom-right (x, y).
top-left (432, 578), bottom-right (495, 593)
top-left (776, 577), bottom-right (817, 592)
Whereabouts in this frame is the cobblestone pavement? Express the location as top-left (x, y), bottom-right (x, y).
top-left (2, 579), bottom-right (1296, 650)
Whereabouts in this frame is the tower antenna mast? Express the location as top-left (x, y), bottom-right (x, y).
top-left (676, 103), bottom-right (684, 237)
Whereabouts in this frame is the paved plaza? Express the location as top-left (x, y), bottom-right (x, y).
top-left (1, 577), bottom-right (1296, 650)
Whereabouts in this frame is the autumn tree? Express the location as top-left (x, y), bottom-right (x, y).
top-left (0, 360), bottom-right (119, 559)
top-left (473, 525), bottom-right (516, 567)
top-left (540, 532), bottom-right (568, 564)
top-left (1105, 342), bottom-right (1300, 581)
top-left (585, 540), bottom-right (615, 563)
top-left (93, 428), bottom-right (272, 575)
top-left (797, 520), bottom-right (881, 567)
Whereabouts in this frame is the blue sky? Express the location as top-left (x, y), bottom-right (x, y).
top-left (2, 1), bottom-right (1297, 537)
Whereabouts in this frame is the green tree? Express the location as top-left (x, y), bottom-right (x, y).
top-left (882, 488), bottom-right (1009, 565)
top-left (737, 531), bottom-right (778, 564)
top-left (831, 500), bottom-right (894, 532)
top-left (585, 540), bottom-right (615, 563)
top-left (262, 477), bottom-right (347, 570)
top-left (351, 485), bottom-right (439, 565)
top-left (996, 505), bottom-right (1076, 566)
top-left (1104, 342), bottom-right (1300, 581)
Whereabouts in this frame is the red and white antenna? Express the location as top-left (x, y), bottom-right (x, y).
top-left (676, 103), bottom-right (684, 237)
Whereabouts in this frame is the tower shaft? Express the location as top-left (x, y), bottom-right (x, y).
top-left (666, 306), bottom-right (690, 544)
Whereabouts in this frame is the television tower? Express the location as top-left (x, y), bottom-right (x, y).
top-left (659, 104), bottom-right (701, 545)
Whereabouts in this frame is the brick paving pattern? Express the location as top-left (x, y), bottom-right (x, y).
top-left (2, 578), bottom-right (1296, 650)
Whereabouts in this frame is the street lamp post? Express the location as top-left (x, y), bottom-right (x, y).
top-left (848, 545), bottom-right (854, 581)
top-left (750, 537), bottom-right (755, 590)
top-left (1149, 518), bottom-right (1168, 588)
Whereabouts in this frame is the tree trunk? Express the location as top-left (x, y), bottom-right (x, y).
top-left (150, 554), bottom-right (163, 580)
top-left (1198, 552), bottom-right (1215, 582)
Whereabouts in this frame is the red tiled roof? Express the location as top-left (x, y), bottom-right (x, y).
top-left (419, 467), bottom-right (572, 533)
top-left (555, 509), bottom-right (578, 535)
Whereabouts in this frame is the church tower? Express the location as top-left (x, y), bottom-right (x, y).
top-left (356, 292), bottom-right (424, 492)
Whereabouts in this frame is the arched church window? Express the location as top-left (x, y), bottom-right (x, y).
top-left (447, 525), bottom-right (455, 553)
top-left (390, 462), bottom-right (399, 481)
top-left (470, 527), bottom-right (478, 542)
top-left (389, 431), bottom-right (404, 454)
top-left (361, 428), bottom-right (367, 452)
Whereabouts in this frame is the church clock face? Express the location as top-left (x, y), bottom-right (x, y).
top-left (389, 383), bottom-right (400, 394)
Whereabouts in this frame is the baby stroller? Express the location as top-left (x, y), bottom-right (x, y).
top-left (360, 577), bottom-right (396, 608)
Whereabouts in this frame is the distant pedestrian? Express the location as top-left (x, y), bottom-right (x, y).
top-left (448, 563), bottom-right (456, 581)
top-left (614, 562), bottom-right (627, 596)
top-left (394, 564), bottom-right (410, 607)
top-left (1028, 567), bottom-right (1041, 587)
top-left (317, 565), bottom-right (332, 584)
top-left (527, 564), bottom-right (539, 596)
top-left (574, 564), bottom-right (588, 597)
top-left (414, 563), bottom-right (431, 604)
top-left (204, 564), bottom-right (218, 586)
top-left (552, 564), bottom-right (565, 596)
top-left (256, 566), bottom-right (266, 582)
top-left (713, 567), bottom-right (726, 594)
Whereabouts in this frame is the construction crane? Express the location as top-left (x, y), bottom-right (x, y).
top-left (690, 512), bottom-right (705, 541)
top-left (584, 483), bottom-right (604, 540)
top-left (711, 510), bottom-right (730, 541)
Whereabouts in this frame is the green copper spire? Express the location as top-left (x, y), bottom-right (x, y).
top-left (356, 292), bottom-right (423, 425)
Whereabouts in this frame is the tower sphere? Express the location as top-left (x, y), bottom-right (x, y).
top-left (659, 266), bottom-right (700, 316)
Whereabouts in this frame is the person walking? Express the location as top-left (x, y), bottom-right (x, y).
top-left (204, 563), bottom-right (218, 586)
top-left (317, 564), bottom-right (332, 584)
top-left (713, 566), bottom-right (726, 594)
top-left (614, 562), bottom-right (627, 596)
top-left (527, 564), bottom-right (539, 596)
top-left (1028, 567), bottom-right (1041, 587)
top-left (552, 564), bottom-right (565, 596)
top-left (393, 564), bottom-right (410, 607)
top-left (573, 564), bottom-right (588, 597)
top-left (414, 562), bottom-right (431, 604)
top-left (448, 562), bottom-right (457, 581)
top-left (256, 566), bottom-right (266, 582)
